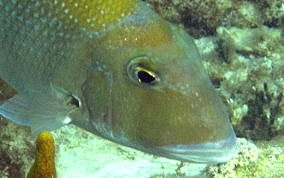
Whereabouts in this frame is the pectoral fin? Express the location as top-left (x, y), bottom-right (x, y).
top-left (0, 85), bottom-right (80, 135)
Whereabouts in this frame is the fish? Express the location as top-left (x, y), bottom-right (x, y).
top-left (0, 0), bottom-right (236, 163)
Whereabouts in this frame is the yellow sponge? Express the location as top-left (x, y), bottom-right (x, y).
top-left (27, 131), bottom-right (56, 178)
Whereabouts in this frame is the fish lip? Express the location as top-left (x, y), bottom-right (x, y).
top-left (160, 130), bottom-right (237, 163)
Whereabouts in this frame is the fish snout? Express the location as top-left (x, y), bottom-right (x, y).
top-left (160, 128), bottom-right (236, 163)
top-left (138, 83), bottom-right (238, 163)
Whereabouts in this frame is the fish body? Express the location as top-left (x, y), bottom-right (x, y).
top-left (0, 0), bottom-right (236, 163)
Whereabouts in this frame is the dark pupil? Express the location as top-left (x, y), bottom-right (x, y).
top-left (137, 71), bottom-right (155, 83)
top-left (69, 96), bottom-right (80, 108)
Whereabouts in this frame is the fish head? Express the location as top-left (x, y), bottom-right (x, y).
top-left (80, 15), bottom-right (236, 163)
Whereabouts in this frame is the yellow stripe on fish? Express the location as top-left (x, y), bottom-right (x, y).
top-left (0, 0), bottom-right (171, 47)
top-left (54, 0), bottom-right (172, 46)
top-left (56, 0), bottom-right (139, 30)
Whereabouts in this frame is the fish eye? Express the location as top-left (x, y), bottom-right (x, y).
top-left (135, 66), bottom-right (157, 84)
top-left (68, 95), bottom-right (81, 108)
top-left (127, 56), bottom-right (160, 86)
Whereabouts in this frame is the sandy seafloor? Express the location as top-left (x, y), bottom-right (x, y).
top-left (0, 0), bottom-right (284, 177)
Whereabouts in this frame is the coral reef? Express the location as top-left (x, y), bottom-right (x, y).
top-left (207, 136), bottom-right (284, 177)
top-left (195, 25), bottom-right (283, 140)
top-left (145, 0), bottom-right (283, 37)
top-left (0, 118), bottom-right (33, 178)
top-left (207, 138), bottom-right (259, 177)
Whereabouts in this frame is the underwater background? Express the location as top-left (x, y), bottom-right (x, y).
top-left (0, 0), bottom-right (283, 177)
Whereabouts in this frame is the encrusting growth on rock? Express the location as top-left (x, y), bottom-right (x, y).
top-left (27, 131), bottom-right (56, 178)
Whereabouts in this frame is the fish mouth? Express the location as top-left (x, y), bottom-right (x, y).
top-left (160, 130), bottom-right (237, 163)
